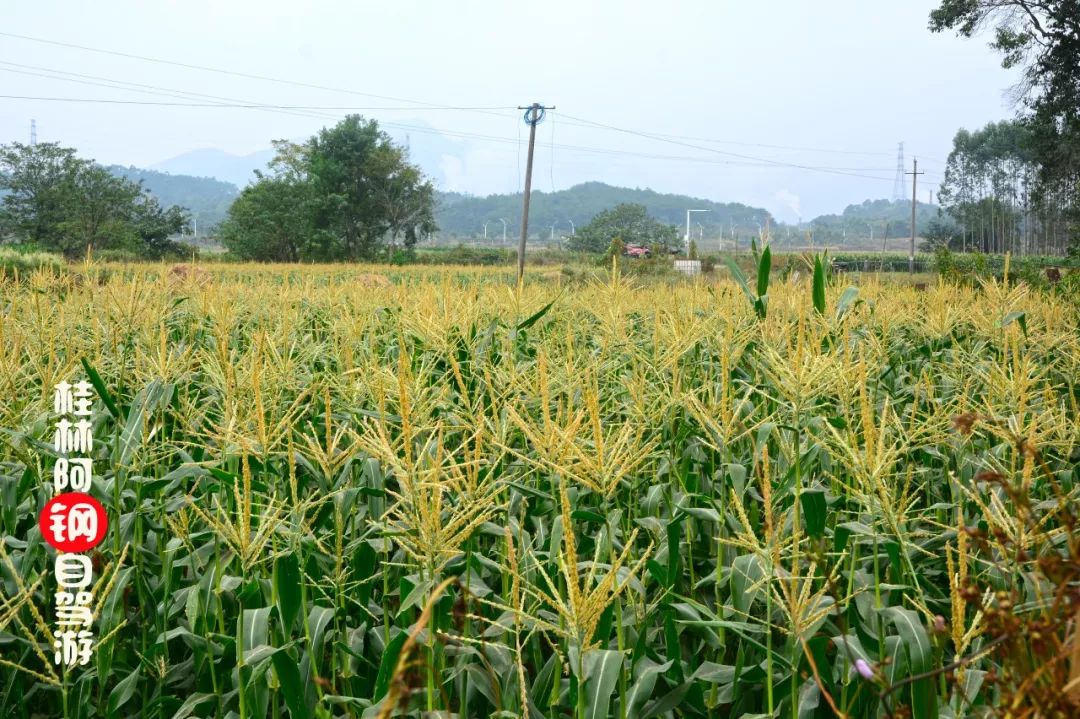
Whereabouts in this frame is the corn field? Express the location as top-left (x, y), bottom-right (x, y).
top-left (1, 261), bottom-right (1078, 719)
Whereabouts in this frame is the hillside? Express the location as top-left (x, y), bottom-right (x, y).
top-left (434, 182), bottom-right (774, 239)
top-left (107, 166), bottom-right (240, 232)
top-left (810, 198), bottom-right (943, 245)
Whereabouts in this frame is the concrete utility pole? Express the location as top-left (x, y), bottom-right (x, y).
top-left (516, 103), bottom-right (554, 284)
top-left (906, 158), bottom-right (924, 275)
top-left (685, 209), bottom-right (710, 253)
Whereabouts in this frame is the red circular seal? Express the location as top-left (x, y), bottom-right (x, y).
top-left (38, 492), bottom-right (108, 552)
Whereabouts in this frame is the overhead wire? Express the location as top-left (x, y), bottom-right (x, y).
top-left (0, 94), bottom-right (514, 111)
top-left (0, 30), bottom-right (512, 119)
top-left (1, 35), bottom-right (950, 186)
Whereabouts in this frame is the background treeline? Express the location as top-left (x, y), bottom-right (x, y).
top-left (934, 120), bottom-right (1077, 255)
top-left (107, 165), bottom-right (238, 235)
top-left (0, 143), bottom-right (191, 259)
top-left (929, 0), bottom-right (1079, 257)
top-left (809, 198), bottom-right (942, 244)
top-left (435, 181), bottom-right (773, 240)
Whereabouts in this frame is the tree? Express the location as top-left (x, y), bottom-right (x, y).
top-left (0, 143), bottom-right (85, 247)
top-left (55, 164), bottom-right (142, 257)
top-left (920, 217), bottom-right (963, 252)
top-left (221, 116), bottom-right (436, 262)
top-left (567, 203), bottom-right (680, 253)
top-left (931, 1), bottom-right (1080, 254)
top-left (219, 177), bottom-right (316, 262)
top-left (0, 142), bottom-right (191, 258)
top-left (128, 198), bottom-right (190, 260)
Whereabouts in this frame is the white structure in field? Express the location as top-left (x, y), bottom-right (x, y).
top-left (674, 260), bottom-right (701, 276)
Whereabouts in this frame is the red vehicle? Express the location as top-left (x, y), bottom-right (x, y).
top-left (623, 244), bottom-right (651, 258)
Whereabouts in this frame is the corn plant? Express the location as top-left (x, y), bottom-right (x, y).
top-left (0, 260), bottom-right (1077, 718)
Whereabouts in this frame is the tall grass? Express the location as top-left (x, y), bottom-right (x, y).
top-left (0, 260), bottom-right (1077, 718)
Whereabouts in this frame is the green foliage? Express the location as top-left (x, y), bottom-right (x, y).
top-left (0, 246), bottom-right (64, 277)
top-left (107, 165), bottom-right (239, 232)
top-left (220, 116), bottom-right (436, 262)
top-left (1, 268), bottom-right (1078, 717)
top-left (568, 203), bottom-right (679, 253)
top-left (919, 216), bottom-right (963, 251)
top-left (435, 181), bottom-right (772, 241)
top-left (812, 254), bottom-right (827, 314)
top-left (810, 199), bottom-right (939, 245)
top-left (725, 239), bottom-right (772, 319)
top-left (0, 142), bottom-right (190, 259)
top-left (219, 177), bottom-right (315, 262)
top-left (931, 4), bottom-right (1079, 256)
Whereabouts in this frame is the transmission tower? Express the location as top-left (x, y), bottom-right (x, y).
top-left (892, 142), bottom-right (905, 201)
top-left (30, 119), bottom-right (37, 146)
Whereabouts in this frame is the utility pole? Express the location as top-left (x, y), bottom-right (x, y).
top-left (516, 103), bottom-right (553, 284)
top-left (906, 158), bottom-right (924, 275)
top-left (685, 209), bottom-right (710, 253)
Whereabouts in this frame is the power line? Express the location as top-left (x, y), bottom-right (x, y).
top-left (555, 116), bottom-right (898, 158)
top-left (0, 94), bottom-right (514, 111)
top-left (4, 90), bottom-right (909, 173)
top-left (559, 112), bottom-right (895, 182)
top-left (3, 32), bottom-right (956, 177)
top-left (0, 30), bottom-right (511, 119)
top-left (1, 41), bottom-right (936, 186)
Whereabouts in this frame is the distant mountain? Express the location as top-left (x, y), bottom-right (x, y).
top-left (150, 148), bottom-right (274, 188)
top-left (434, 182), bottom-right (774, 239)
top-left (108, 165), bottom-right (239, 232)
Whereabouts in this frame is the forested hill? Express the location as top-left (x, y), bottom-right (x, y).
top-left (810, 198), bottom-right (943, 243)
top-left (107, 166), bottom-right (239, 232)
top-left (435, 182), bottom-right (773, 238)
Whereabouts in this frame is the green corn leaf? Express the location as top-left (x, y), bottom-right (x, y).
top-left (756, 244), bottom-right (772, 298)
top-left (835, 286), bottom-right (860, 320)
top-left (80, 357), bottom-right (121, 419)
top-left (373, 631), bottom-right (407, 702)
top-left (723, 257), bottom-right (755, 305)
top-left (271, 650), bottom-right (311, 719)
top-left (106, 666), bottom-right (141, 718)
top-left (517, 297), bottom-right (558, 331)
top-left (274, 553), bottom-right (303, 635)
top-left (812, 256), bottom-right (826, 315)
top-left (582, 649), bottom-right (623, 719)
top-left (626, 658), bottom-right (673, 719)
top-left (801, 489), bottom-right (827, 538)
top-left (882, 606), bottom-right (936, 719)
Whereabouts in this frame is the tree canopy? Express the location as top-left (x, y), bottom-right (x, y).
top-left (566, 202), bottom-right (681, 253)
top-left (220, 115), bottom-right (436, 262)
top-left (930, 0), bottom-right (1079, 255)
top-left (0, 142), bottom-right (190, 259)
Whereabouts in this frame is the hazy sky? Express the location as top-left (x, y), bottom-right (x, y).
top-left (1, 1), bottom-right (1020, 221)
